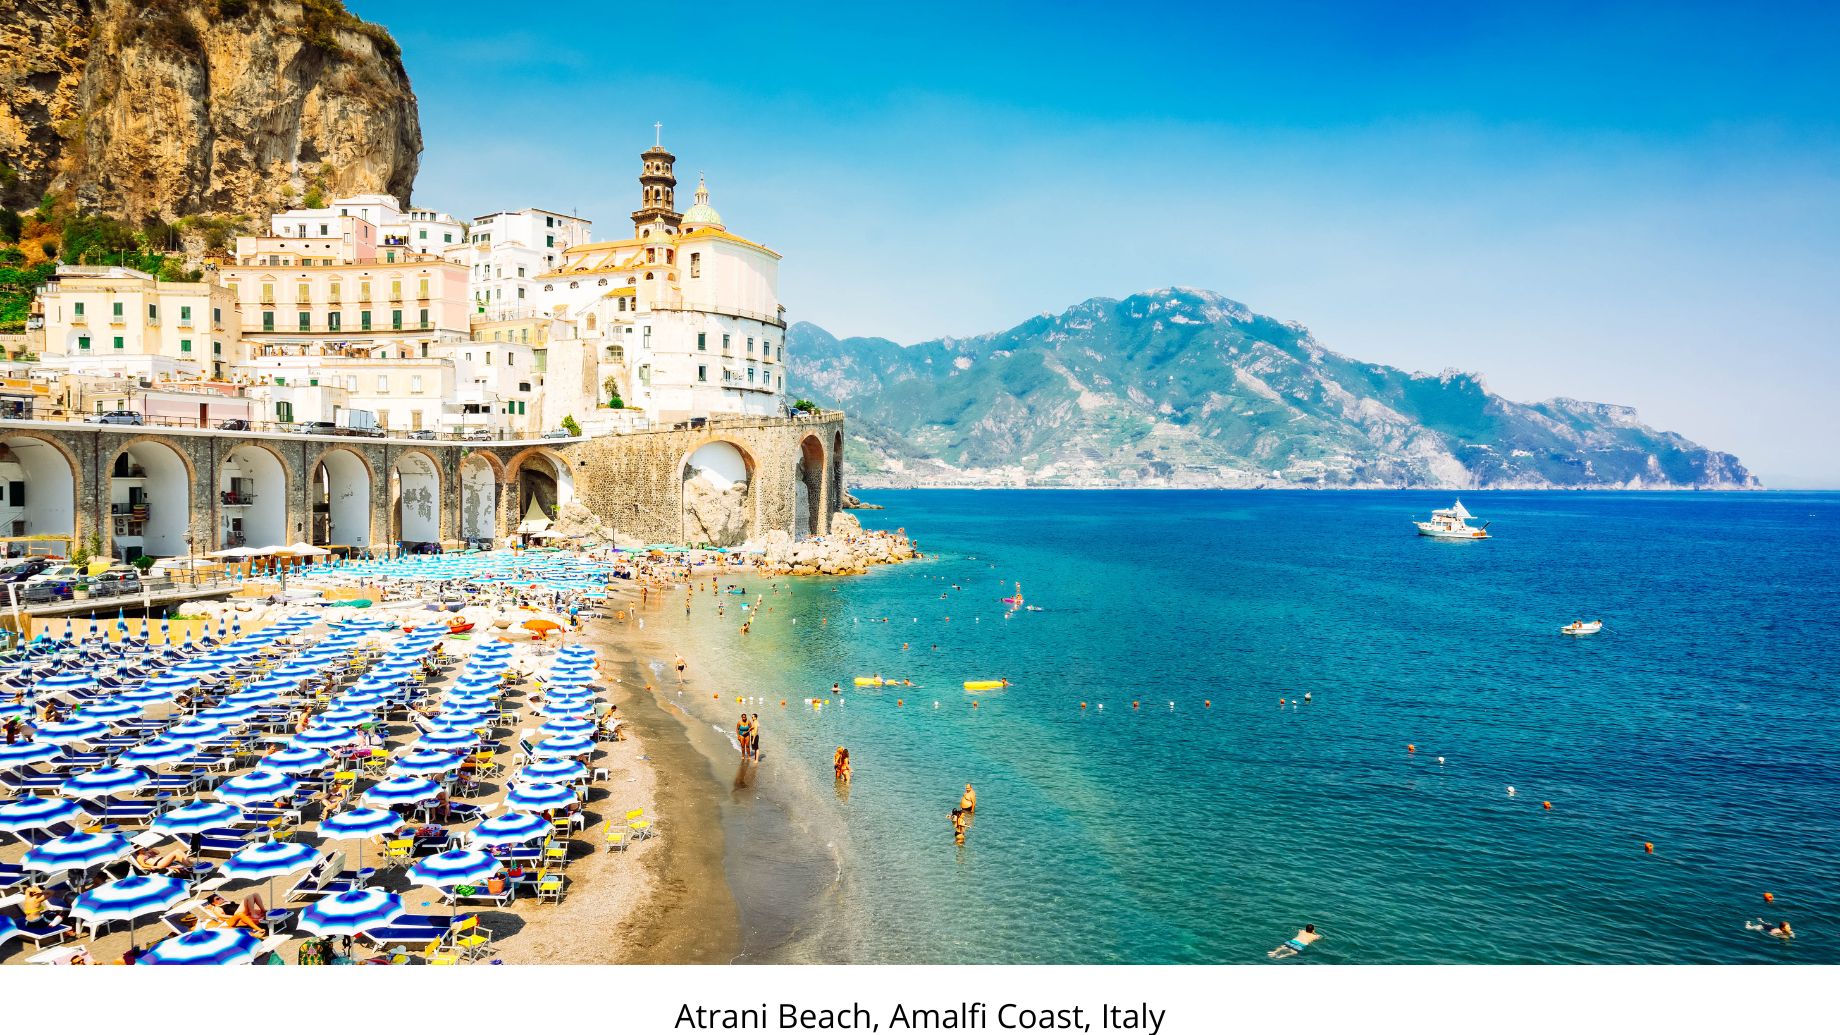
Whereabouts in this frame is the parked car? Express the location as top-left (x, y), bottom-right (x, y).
top-left (406, 430), bottom-right (437, 441)
top-left (1, 559), bottom-right (51, 583)
top-left (293, 421), bottom-right (338, 435)
top-left (21, 581), bottom-right (71, 603)
top-left (26, 563), bottom-right (81, 586)
top-left (463, 429), bottom-right (495, 441)
top-left (85, 410), bottom-right (144, 425)
top-left (542, 429), bottom-right (572, 439)
top-left (216, 418), bottom-right (252, 431)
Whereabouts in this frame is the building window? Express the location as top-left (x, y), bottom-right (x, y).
top-left (113, 336), bottom-right (124, 349)
top-left (518, 381), bottom-right (531, 392)
top-left (377, 376), bottom-right (389, 392)
top-left (262, 312), bottom-right (275, 331)
top-left (747, 337), bottom-right (754, 354)
top-left (689, 253), bottom-right (701, 278)
top-left (546, 235), bottom-right (554, 247)
top-left (298, 312), bottom-right (310, 331)
top-left (213, 307), bottom-right (222, 325)
top-left (697, 364), bottom-right (707, 382)
top-left (328, 312), bottom-right (341, 331)
top-left (213, 341), bottom-right (222, 355)
top-left (74, 302), bottom-right (84, 316)
top-left (179, 305), bottom-right (192, 322)
top-left (276, 401), bottom-right (293, 423)
top-left (77, 335), bottom-right (90, 350)
top-left (261, 283), bottom-right (274, 303)
top-left (112, 302), bottom-right (123, 319)
top-left (391, 310), bottom-right (403, 330)
top-left (345, 376), bottom-right (357, 390)
top-left (359, 282), bottom-right (371, 302)
top-left (697, 332), bottom-right (706, 351)
top-left (180, 339), bottom-right (192, 353)
top-left (329, 282), bottom-right (341, 303)
top-left (411, 375), bottom-right (423, 393)
top-left (722, 334), bottom-right (731, 353)
top-left (748, 367), bottom-right (756, 383)
top-left (419, 308), bottom-right (429, 329)
top-left (361, 311), bottom-right (372, 331)
top-left (297, 284), bottom-right (310, 304)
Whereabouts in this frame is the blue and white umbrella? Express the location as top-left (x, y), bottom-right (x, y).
top-left (291, 726), bottom-right (357, 749)
top-left (0, 742), bottom-right (61, 769)
top-left (37, 671), bottom-right (96, 692)
top-left (164, 719), bottom-right (227, 743)
top-left (70, 874), bottom-right (188, 929)
top-left (317, 706), bottom-right (374, 725)
top-left (219, 840), bottom-right (318, 881)
top-left (0, 795), bottom-right (83, 833)
top-left (118, 686), bottom-right (176, 705)
top-left (296, 889), bottom-right (406, 937)
top-left (201, 701), bottom-right (263, 723)
top-left (144, 673), bottom-right (201, 691)
top-left (503, 781), bottom-right (576, 812)
top-left (118, 737), bottom-right (200, 767)
top-left (22, 831), bottom-right (133, 871)
top-left (151, 800), bottom-right (241, 835)
top-left (0, 914), bottom-right (19, 949)
top-left (80, 699), bottom-right (144, 721)
top-left (539, 701), bottom-right (596, 719)
top-left (415, 729), bottom-right (480, 751)
top-left (258, 747), bottom-right (333, 774)
top-left (35, 718), bottom-right (108, 744)
top-left (389, 750), bottom-right (464, 777)
top-left (364, 776), bottom-right (442, 808)
top-left (319, 808), bottom-right (398, 841)
top-left (336, 691), bottom-right (388, 708)
top-left (407, 849), bottom-right (500, 888)
top-left (215, 769), bottom-right (298, 805)
top-left (537, 718), bottom-right (597, 738)
top-left (532, 735), bottom-right (595, 758)
top-left (59, 766), bottom-right (152, 799)
top-left (467, 811), bottom-right (552, 848)
top-left (143, 927), bottom-right (262, 965)
top-left (520, 758), bottom-right (587, 783)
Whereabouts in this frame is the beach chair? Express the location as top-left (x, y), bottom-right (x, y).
top-left (624, 807), bottom-right (653, 840)
top-left (380, 838), bottom-right (413, 870)
top-left (535, 872), bottom-right (565, 904)
top-left (542, 843), bottom-right (569, 871)
top-left (359, 913), bottom-right (454, 947)
top-left (603, 823), bottom-right (628, 853)
top-left (449, 914), bottom-right (493, 961)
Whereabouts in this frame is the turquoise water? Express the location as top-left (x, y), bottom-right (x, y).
top-left (656, 490), bottom-right (1840, 964)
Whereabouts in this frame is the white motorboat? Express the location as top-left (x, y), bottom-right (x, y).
top-left (1561, 620), bottom-right (1603, 636)
top-left (1415, 500), bottom-right (1490, 539)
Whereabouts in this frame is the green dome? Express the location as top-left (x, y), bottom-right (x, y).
top-left (682, 174), bottom-right (723, 228)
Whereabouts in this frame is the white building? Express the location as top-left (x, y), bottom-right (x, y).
top-left (270, 194), bottom-right (463, 257)
top-left (449, 208), bottom-right (592, 322)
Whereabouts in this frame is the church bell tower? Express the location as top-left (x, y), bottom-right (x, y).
top-left (632, 123), bottom-right (682, 235)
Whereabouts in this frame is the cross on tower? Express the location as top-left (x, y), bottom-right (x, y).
top-left (654, 121), bottom-right (662, 146)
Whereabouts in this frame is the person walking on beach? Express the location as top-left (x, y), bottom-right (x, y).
top-left (736, 712), bottom-right (753, 760)
top-left (674, 655), bottom-right (687, 682)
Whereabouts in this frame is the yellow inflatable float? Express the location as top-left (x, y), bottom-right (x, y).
top-left (963, 679), bottom-right (1010, 691)
top-left (854, 677), bottom-right (889, 687)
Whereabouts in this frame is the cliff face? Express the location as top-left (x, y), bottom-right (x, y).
top-left (0, 0), bottom-right (421, 222)
top-left (789, 288), bottom-right (1760, 490)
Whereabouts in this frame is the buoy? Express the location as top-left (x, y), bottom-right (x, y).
top-left (1167, 701), bottom-right (1174, 709)
top-left (1204, 700), bottom-right (1211, 708)
top-left (1644, 842), bottom-right (1654, 854)
top-left (1079, 702), bottom-right (1087, 710)
top-left (933, 702), bottom-right (939, 709)
top-left (897, 699), bottom-right (903, 707)
top-left (1097, 703), bottom-right (1103, 710)
top-left (1763, 892), bottom-right (1774, 903)
top-left (1437, 756), bottom-right (1445, 765)
top-left (1542, 801), bottom-right (1552, 810)
top-left (1407, 744), bottom-right (1416, 753)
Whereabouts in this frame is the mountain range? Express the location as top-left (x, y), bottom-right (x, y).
top-left (788, 288), bottom-right (1757, 490)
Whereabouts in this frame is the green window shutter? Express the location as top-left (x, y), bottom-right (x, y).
top-left (180, 339), bottom-right (192, 353)
top-left (113, 336), bottom-right (124, 349)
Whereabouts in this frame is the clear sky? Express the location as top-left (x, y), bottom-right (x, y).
top-left (351, 0), bottom-right (1840, 485)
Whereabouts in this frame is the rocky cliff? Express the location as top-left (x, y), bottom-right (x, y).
top-left (789, 288), bottom-right (1759, 490)
top-left (0, 0), bottom-right (420, 223)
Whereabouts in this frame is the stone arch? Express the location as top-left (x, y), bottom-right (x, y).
top-left (680, 439), bottom-right (757, 547)
top-left (459, 451), bottom-right (501, 543)
top-left (105, 437), bottom-right (195, 560)
top-left (390, 449), bottom-right (443, 546)
top-left (0, 432), bottom-right (79, 551)
top-left (795, 434), bottom-right (826, 539)
top-left (309, 447), bottom-right (374, 548)
top-left (219, 443), bottom-right (289, 550)
top-left (503, 447), bottom-right (575, 533)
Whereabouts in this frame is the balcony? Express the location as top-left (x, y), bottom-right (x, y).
top-left (220, 491), bottom-right (255, 507)
top-left (221, 532), bottom-right (246, 547)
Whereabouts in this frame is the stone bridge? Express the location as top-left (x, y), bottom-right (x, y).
top-left (0, 412), bottom-right (844, 560)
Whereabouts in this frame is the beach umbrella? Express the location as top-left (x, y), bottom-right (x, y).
top-left (0, 742), bottom-right (61, 769)
top-left (151, 800), bottom-right (240, 836)
top-left (201, 701), bottom-right (263, 723)
top-left (164, 719), bottom-right (227, 743)
top-left (415, 729), bottom-right (480, 751)
top-left (291, 726), bottom-right (357, 750)
top-left (0, 795), bottom-right (84, 833)
top-left (59, 766), bottom-right (152, 800)
top-left (144, 673), bottom-right (202, 691)
top-left (219, 839), bottom-right (318, 906)
top-left (228, 686), bottom-right (284, 706)
top-left (0, 915), bottom-right (19, 950)
top-left (318, 806), bottom-right (398, 862)
top-left (336, 691), bottom-right (388, 708)
top-left (35, 718), bottom-right (108, 745)
top-left (143, 927), bottom-right (262, 966)
top-left (0, 701), bottom-right (29, 720)
top-left (216, 769), bottom-right (299, 806)
top-left (519, 758), bottom-right (587, 783)
top-left (118, 686), bottom-right (177, 705)
top-left (296, 889), bottom-right (406, 938)
top-left (539, 701), bottom-right (595, 719)
top-left (467, 811), bottom-right (552, 848)
top-left (364, 776), bottom-right (442, 808)
top-left (79, 699), bottom-right (143, 721)
top-left (407, 849), bottom-right (500, 891)
top-left (118, 737), bottom-right (200, 767)
top-left (22, 831), bottom-right (133, 871)
top-left (37, 671), bottom-right (96, 693)
top-left (503, 781), bottom-right (576, 812)
top-left (70, 874), bottom-right (189, 945)
top-left (531, 734), bottom-right (595, 758)
top-left (257, 747), bottom-right (333, 775)
top-left (317, 706), bottom-right (374, 725)
top-left (389, 750), bottom-right (464, 778)
top-left (536, 718), bottom-right (597, 739)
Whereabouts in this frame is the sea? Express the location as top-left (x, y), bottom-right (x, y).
top-left (641, 490), bottom-right (1840, 964)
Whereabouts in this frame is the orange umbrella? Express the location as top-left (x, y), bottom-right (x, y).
top-left (522, 619), bottom-right (562, 633)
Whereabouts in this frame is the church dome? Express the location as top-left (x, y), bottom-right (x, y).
top-left (682, 174), bottom-right (723, 229)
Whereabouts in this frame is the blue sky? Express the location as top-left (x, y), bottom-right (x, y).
top-left (352, 1), bottom-right (1840, 484)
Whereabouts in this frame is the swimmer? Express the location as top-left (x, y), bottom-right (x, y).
top-left (1266, 924), bottom-right (1321, 959)
top-left (831, 682), bottom-right (841, 694)
top-left (1303, 692), bottom-right (1311, 703)
top-left (1746, 919), bottom-right (1794, 939)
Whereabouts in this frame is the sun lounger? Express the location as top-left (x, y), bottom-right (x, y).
top-left (286, 852), bottom-right (370, 901)
top-left (357, 912), bottom-right (454, 947)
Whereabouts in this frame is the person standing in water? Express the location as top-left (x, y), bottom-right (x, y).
top-left (749, 713), bottom-right (762, 759)
top-left (674, 655), bottom-right (687, 682)
top-left (950, 807), bottom-right (969, 845)
top-left (960, 784), bottom-right (977, 812)
top-left (736, 712), bottom-right (753, 760)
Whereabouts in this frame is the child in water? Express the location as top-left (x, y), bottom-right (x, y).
top-left (950, 807), bottom-right (969, 845)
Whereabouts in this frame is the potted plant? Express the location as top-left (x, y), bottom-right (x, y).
top-left (72, 577), bottom-right (91, 601)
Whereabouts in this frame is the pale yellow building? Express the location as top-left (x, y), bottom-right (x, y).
top-left (35, 266), bottom-right (243, 382)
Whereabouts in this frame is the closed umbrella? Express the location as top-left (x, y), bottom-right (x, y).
top-left (143, 927), bottom-right (263, 965)
top-left (296, 889), bottom-right (406, 938)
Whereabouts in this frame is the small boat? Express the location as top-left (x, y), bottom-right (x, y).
top-left (1560, 620), bottom-right (1603, 636)
top-left (1415, 500), bottom-right (1490, 539)
top-left (445, 621), bottom-right (476, 635)
top-left (1024, 606), bottom-right (1044, 612)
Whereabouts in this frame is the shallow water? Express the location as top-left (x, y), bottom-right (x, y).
top-left (655, 490), bottom-right (1840, 963)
